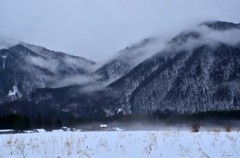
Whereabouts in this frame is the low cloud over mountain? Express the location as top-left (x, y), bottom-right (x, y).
top-left (0, 21), bottom-right (240, 119)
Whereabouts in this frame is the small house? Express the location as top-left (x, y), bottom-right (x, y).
top-left (0, 129), bottom-right (15, 134)
top-left (99, 124), bottom-right (108, 131)
top-left (33, 129), bottom-right (46, 133)
top-left (62, 127), bottom-right (68, 131)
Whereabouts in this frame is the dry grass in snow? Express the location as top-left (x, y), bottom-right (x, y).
top-left (0, 130), bottom-right (240, 158)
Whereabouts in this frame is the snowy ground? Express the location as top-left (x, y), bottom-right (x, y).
top-left (0, 130), bottom-right (240, 158)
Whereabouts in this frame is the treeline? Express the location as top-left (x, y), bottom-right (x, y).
top-left (0, 113), bottom-right (76, 132)
top-left (1, 110), bottom-right (240, 132)
top-left (0, 113), bottom-right (31, 132)
top-left (74, 110), bottom-right (240, 125)
top-left (186, 110), bottom-right (240, 120)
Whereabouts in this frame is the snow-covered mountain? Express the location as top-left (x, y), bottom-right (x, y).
top-left (94, 37), bottom-right (165, 82)
top-left (55, 21), bottom-right (240, 118)
top-left (1, 21), bottom-right (240, 119)
top-left (0, 43), bottom-right (95, 102)
top-left (108, 21), bottom-right (240, 114)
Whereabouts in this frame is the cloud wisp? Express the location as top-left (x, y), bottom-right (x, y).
top-left (168, 25), bottom-right (240, 53)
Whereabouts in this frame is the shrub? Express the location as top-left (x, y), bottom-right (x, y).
top-left (190, 122), bottom-right (201, 132)
top-left (224, 125), bottom-right (232, 132)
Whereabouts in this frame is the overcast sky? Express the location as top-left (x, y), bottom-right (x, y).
top-left (0, 0), bottom-right (240, 62)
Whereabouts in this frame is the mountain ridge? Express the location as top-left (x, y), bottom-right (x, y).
top-left (1, 20), bottom-right (240, 119)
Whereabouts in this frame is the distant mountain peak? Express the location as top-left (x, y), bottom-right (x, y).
top-left (200, 21), bottom-right (240, 30)
top-left (94, 37), bottom-right (163, 82)
top-left (20, 42), bottom-right (96, 64)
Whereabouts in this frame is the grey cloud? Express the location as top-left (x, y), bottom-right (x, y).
top-left (26, 56), bottom-right (59, 73)
top-left (171, 25), bottom-right (240, 53)
top-left (0, 36), bottom-right (19, 50)
top-left (52, 75), bottom-right (100, 88)
top-left (62, 56), bottom-right (96, 72)
top-left (202, 28), bottom-right (240, 46)
top-left (0, 0), bottom-right (240, 62)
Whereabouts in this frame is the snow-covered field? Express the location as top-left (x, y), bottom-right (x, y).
top-left (0, 130), bottom-right (240, 158)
